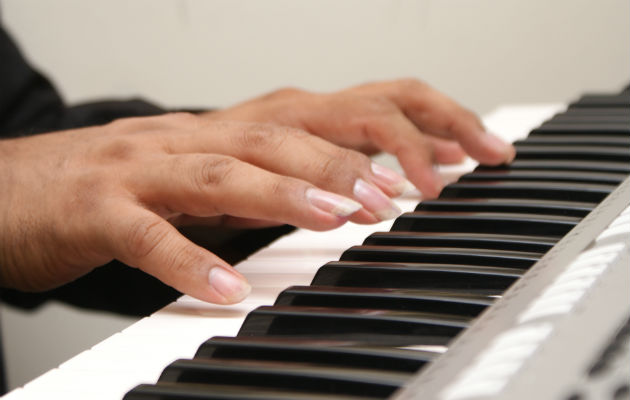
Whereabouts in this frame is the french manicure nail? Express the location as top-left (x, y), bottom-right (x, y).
top-left (371, 162), bottom-right (416, 197)
top-left (306, 187), bottom-right (362, 217)
top-left (353, 178), bottom-right (401, 221)
top-left (403, 187), bottom-right (423, 198)
top-left (208, 267), bottom-right (251, 303)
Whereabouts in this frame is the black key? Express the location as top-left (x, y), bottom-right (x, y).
top-left (475, 159), bottom-right (630, 174)
top-left (159, 358), bottom-right (409, 398)
top-left (562, 107), bottom-right (630, 117)
top-left (340, 245), bottom-right (540, 269)
top-left (439, 181), bottom-right (615, 203)
top-left (312, 261), bottom-right (522, 292)
top-left (537, 120), bottom-right (629, 131)
top-left (415, 197), bottom-right (594, 217)
top-left (195, 336), bottom-right (435, 372)
top-left (275, 286), bottom-right (493, 317)
top-left (238, 305), bottom-right (469, 346)
top-left (517, 135), bottom-right (630, 146)
top-left (364, 231), bottom-right (557, 253)
top-left (392, 211), bottom-right (580, 236)
top-left (459, 169), bottom-right (626, 185)
top-left (514, 144), bottom-right (630, 162)
top-left (546, 115), bottom-right (630, 124)
top-left (529, 125), bottom-right (629, 136)
top-left (570, 93), bottom-right (630, 108)
top-left (125, 382), bottom-right (373, 400)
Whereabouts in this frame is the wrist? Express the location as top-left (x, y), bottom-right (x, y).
top-left (0, 138), bottom-right (28, 288)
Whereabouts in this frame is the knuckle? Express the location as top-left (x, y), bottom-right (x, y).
top-left (95, 137), bottom-right (140, 162)
top-left (334, 146), bottom-right (370, 167)
top-left (318, 148), bottom-right (368, 185)
top-left (462, 107), bottom-right (482, 125)
top-left (105, 117), bottom-right (137, 134)
top-left (265, 86), bottom-right (305, 100)
top-left (125, 216), bottom-right (167, 260)
top-left (106, 115), bottom-right (158, 133)
top-left (364, 97), bottom-right (399, 116)
top-left (264, 175), bottom-right (303, 207)
top-left (166, 112), bottom-right (200, 127)
top-left (236, 123), bottom-right (282, 151)
top-left (395, 78), bottom-right (431, 102)
top-left (318, 156), bottom-right (341, 184)
top-left (164, 243), bottom-right (205, 278)
top-left (397, 77), bottom-right (428, 92)
top-left (267, 178), bottom-right (290, 201)
top-left (282, 125), bottom-right (310, 140)
top-left (349, 98), bottom-right (398, 132)
top-left (197, 156), bottom-right (237, 188)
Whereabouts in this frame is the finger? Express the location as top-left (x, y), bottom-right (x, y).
top-left (160, 122), bottom-right (403, 221)
top-left (107, 201), bottom-right (251, 304)
top-left (359, 108), bottom-right (445, 199)
top-left (132, 153), bottom-right (367, 230)
top-left (357, 79), bottom-right (515, 165)
top-left (427, 136), bottom-right (467, 164)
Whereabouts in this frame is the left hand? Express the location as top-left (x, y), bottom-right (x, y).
top-left (204, 78), bottom-right (515, 199)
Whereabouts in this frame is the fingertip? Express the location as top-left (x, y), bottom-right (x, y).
top-left (482, 132), bottom-right (516, 164)
top-left (370, 162), bottom-right (416, 198)
top-left (208, 266), bottom-right (252, 304)
top-left (505, 143), bottom-right (517, 163)
top-left (353, 178), bottom-right (402, 221)
top-left (304, 187), bottom-right (365, 229)
top-left (397, 153), bottom-right (443, 200)
top-left (348, 209), bottom-right (381, 225)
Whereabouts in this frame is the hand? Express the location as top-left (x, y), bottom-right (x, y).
top-left (205, 79), bottom-right (516, 198)
top-left (0, 113), bottom-right (414, 304)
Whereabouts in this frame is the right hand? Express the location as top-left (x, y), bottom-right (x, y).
top-left (0, 113), bottom-right (409, 304)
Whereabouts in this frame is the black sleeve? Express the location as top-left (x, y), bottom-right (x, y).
top-left (0, 24), bottom-right (164, 138)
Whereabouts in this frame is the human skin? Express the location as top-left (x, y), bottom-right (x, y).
top-left (0, 79), bottom-right (514, 305)
top-left (204, 79), bottom-right (514, 198)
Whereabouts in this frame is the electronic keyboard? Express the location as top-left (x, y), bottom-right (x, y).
top-left (3, 89), bottom-right (629, 400)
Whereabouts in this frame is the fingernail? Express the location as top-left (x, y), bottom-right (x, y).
top-left (484, 132), bottom-right (516, 163)
top-left (370, 162), bottom-right (416, 197)
top-left (353, 178), bottom-right (401, 221)
top-left (403, 187), bottom-right (423, 199)
top-left (208, 267), bottom-right (251, 303)
top-left (306, 187), bottom-right (362, 217)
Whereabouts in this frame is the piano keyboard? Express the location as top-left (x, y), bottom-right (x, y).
top-left (3, 89), bottom-right (629, 399)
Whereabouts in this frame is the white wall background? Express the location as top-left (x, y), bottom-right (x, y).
top-left (1, 0), bottom-right (628, 392)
